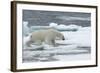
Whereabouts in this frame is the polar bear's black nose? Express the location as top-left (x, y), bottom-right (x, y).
top-left (62, 36), bottom-right (65, 40)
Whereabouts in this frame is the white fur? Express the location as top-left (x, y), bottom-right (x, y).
top-left (26, 29), bottom-right (64, 47)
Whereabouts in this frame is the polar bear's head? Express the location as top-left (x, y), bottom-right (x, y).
top-left (56, 32), bottom-right (65, 40)
top-left (49, 29), bottom-right (65, 40)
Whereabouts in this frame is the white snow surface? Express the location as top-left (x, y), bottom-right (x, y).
top-left (49, 22), bottom-right (58, 27)
top-left (57, 24), bottom-right (82, 30)
top-left (49, 23), bottom-right (82, 30)
top-left (22, 24), bottom-right (91, 62)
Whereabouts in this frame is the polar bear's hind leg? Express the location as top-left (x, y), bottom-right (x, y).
top-left (26, 40), bottom-right (34, 47)
top-left (33, 40), bottom-right (42, 45)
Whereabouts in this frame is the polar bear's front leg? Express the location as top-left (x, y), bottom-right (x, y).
top-left (45, 38), bottom-right (56, 46)
top-left (33, 40), bottom-right (42, 45)
top-left (51, 40), bottom-right (56, 46)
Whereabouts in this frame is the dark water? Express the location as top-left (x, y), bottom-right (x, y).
top-left (23, 10), bottom-right (91, 27)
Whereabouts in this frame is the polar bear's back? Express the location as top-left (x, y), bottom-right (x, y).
top-left (31, 30), bottom-right (47, 41)
top-left (30, 29), bottom-right (61, 42)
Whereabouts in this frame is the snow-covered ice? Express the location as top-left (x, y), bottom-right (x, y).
top-left (56, 24), bottom-right (82, 31)
top-left (49, 22), bottom-right (58, 27)
top-left (23, 21), bottom-right (29, 36)
top-left (22, 23), bottom-right (91, 63)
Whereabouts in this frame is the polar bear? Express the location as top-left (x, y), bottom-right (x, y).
top-left (26, 29), bottom-right (65, 47)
